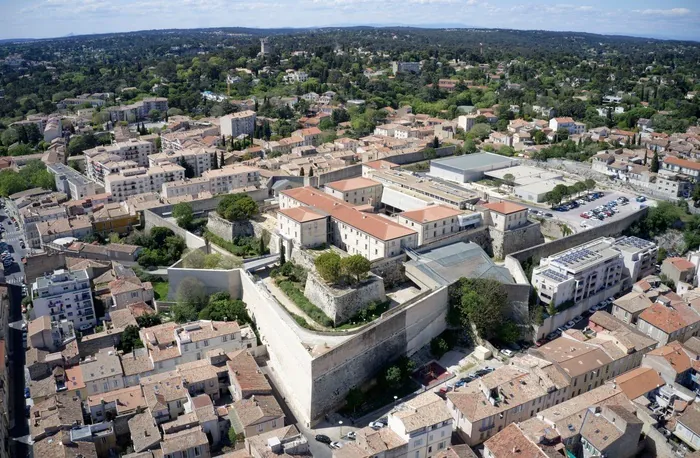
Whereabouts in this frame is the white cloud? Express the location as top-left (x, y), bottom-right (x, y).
top-left (634, 8), bottom-right (691, 16)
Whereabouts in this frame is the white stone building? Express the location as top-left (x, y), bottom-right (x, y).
top-left (397, 205), bottom-right (471, 245)
top-left (324, 177), bottom-right (383, 206)
top-left (31, 269), bottom-right (97, 329)
top-left (532, 237), bottom-right (624, 308)
top-left (387, 392), bottom-right (452, 458)
top-left (277, 207), bottom-right (328, 249)
top-left (220, 110), bottom-right (256, 139)
top-left (105, 164), bottom-right (185, 200)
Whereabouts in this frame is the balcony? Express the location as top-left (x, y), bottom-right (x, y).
top-left (691, 373), bottom-right (700, 386)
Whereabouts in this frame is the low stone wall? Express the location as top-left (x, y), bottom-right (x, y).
top-left (490, 223), bottom-right (544, 259)
top-left (304, 273), bottom-right (386, 325)
top-left (370, 255), bottom-right (407, 288)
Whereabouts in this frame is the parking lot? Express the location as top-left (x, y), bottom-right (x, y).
top-left (547, 190), bottom-right (644, 233)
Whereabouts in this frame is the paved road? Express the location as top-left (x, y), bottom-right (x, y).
top-left (6, 285), bottom-right (30, 457)
top-left (0, 207), bottom-right (29, 286)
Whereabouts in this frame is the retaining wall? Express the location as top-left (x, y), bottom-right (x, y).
top-left (303, 273), bottom-right (386, 325)
top-left (490, 223), bottom-right (545, 259)
top-left (143, 210), bottom-right (206, 251)
top-left (509, 207), bottom-right (648, 263)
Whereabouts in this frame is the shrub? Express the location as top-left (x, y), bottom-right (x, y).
top-left (277, 280), bottom-right (332, 327)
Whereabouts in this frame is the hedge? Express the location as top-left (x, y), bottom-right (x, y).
top-left (277, 280), bottom-right (333, 327)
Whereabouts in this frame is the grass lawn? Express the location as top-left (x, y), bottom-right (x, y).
top-left (152, 281), bottom-right (169, 300)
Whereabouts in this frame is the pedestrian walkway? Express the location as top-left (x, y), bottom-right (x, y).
top-left (262, 277), bottom-right (325, 331)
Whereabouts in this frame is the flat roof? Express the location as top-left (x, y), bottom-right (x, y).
top-left (484, 165), bottom-right (562, 185)
top-left (430, 152), bottom-right (517, 171)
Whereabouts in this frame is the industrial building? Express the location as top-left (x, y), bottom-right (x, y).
top-left (428, 153), bottom-right (518, 183)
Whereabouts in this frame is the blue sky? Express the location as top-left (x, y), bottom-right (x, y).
top-left (1, 0), bottom-right (699, 41)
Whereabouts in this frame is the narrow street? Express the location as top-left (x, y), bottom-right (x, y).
top-left (6, 284), bottom-right (29, 458)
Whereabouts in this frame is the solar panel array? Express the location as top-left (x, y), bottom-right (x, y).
top-left (555, 248), bottom-right (602, 267)
top-left (616, 236), bottom-right (654, 249)
top-left (542, 269), bottom-right (569, 283)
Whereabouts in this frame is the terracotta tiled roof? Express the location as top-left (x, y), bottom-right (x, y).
top-left (326, 177), bottom-right (381, 192)
top-left (482, 201), bottom-right (527, 215)
top-left (614, 367), bottom-right (664, 400)
top-left (399, 205), bottom-right (463, 223)
top-left (647, 341), bottom-right (693, 374)
top-left (278, 206), bottom-right (326, 223)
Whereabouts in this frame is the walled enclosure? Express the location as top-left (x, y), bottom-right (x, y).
top-left (304, 273), bottom-right (387, 325)
top-left (206, 212), bottom-right (279, 254)
top-left (166, 263), bottom-right (450, 426)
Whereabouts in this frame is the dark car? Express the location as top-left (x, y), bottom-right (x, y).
top-left (24, 387), bottom-right (30, 398)
top-left (315, 435), bottom-right (332, 444)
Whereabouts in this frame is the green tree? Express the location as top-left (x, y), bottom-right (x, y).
top-left (584, 178), bottom-right (596, 193)
top-left (469, 123), bottom-right (492, 140)
top-left (341, 254), bottom-right (371, 284)
top-left (496, 145), bottom-right (514, 157)
top-left (173, 277), bottom-right (208, 322)
top-left (118, 325), bottom-right (144, 353)
top-left (315, 252), bottom-right (342, 284)
top-left (430, 337), bottom-right (450, 358)
top-left (178, 156), bottom-right (195, 179)
top-left (199, 295), bottom-right (251, 323)
top-left (463, 138), bottom-right (477, 154)
top-left (650, 150), bottom-right (660, 173)
top-left (149, 109), bottom-right (162, 122)
top-left (502, 173), bottom-right (516, 188)
top-left (173, 202), bottom-right (194, 229)
top-left (8, 143), bottom-right (33, 156)
top-left (217, 193), bottom-right (259, 221)
top-left (345, 388), bottom-right (364, 414)
top-left (385, 366), bottom-right (402, 388)
top-left (136, 313), bottom-right (162, 328)
top-left (533, 130), bottom-right (547, 145)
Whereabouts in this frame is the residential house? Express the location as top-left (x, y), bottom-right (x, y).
top-left (87, 385), bottom-right (146, 424)
top-left (662, 257), bottom-right (697, 286)
top-left (636, 297), bottom-right (700, 346)
top-left (227, 349), bottom-right (272, 401)
top-left (229, 395), bottom-right (285, 438)
top-left (388, 392), bottom-right (452, 458)
top-left (81, 347), bottom-right (125, 396)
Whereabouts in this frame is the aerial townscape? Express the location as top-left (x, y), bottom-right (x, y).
top-left (1, 19), bottom-right (700, 458)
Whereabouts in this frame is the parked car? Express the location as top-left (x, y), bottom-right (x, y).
top-left (535, 339), bottom-right (546, 347)
top-left (588, 306), bottom-right (598, 315)
top-left (565, 321), bottom-right (576, 329)
top-left (636, 196), bottom-right (647, 202)
top-left (573, 315), bottom-right (583, 323)
top-left (557, 326), bottom-right (567, 333)
top-left (346, 432), bottom-right (357, 440)
top-left (544, 212), bottom-right (553, 217)
top-left (500, 349), bottom-right (514, 357)
top-left (315, 435), bottom-right (332, 444)
top-left (546, 332), bottom-right (558, 341)
top-left (369, 421), bottom-right (385, 430)
top-left (330, 442), bottom-right (343, 450)
top-left (24, 387), bottom-right (30, 398)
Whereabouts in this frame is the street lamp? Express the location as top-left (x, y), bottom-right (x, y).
top-left (339, 420), bottom-right (343, 438)
top-left (394, 395), bottom-right (398, 407)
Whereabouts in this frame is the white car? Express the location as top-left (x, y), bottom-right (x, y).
top-left (346, 431), bottom-right (357, 440)
top-left (369, 421), bottom-right (385, 429)
top-left (330, 442), bottom-right (343, 450)
top-left (501, 349), bottom-right (514, 357)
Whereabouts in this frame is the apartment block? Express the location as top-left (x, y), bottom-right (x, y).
top-left (161, 177), bottom-right (212, 199)
top-left (279, 187), bottom-right (418, 261)
top-left (532, 237), bottom-right (624, 308)
top-left (84, 139), bottom-right (154, 175)
top-left (85, 152), bottom-right (140, 185)
top-left (47, 163), bottom-right (97, 200)
top-left (202, 165), bottom-right (260, 195)
top-left (324, 177), bottom-right (383, 206)
top-left (31, 269), bottom-right (97, 329)
top-left (105, 164), bottom-right (185, 200)
top-left (612, 236), bottom-right (658, 283)
top-left (220, 110), bottom-right (256, 138)
top-left (392, 61), bottom-right (421, 74)
top-left (106, 97), bottom-right (168, 122)
top-left (662, 156), bottom-right (700, 182)
top-left (148, 147), bottom-right (216, 177)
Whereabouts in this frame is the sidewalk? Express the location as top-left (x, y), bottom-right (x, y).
top-left (262, 277), bottom-right (327, 331)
